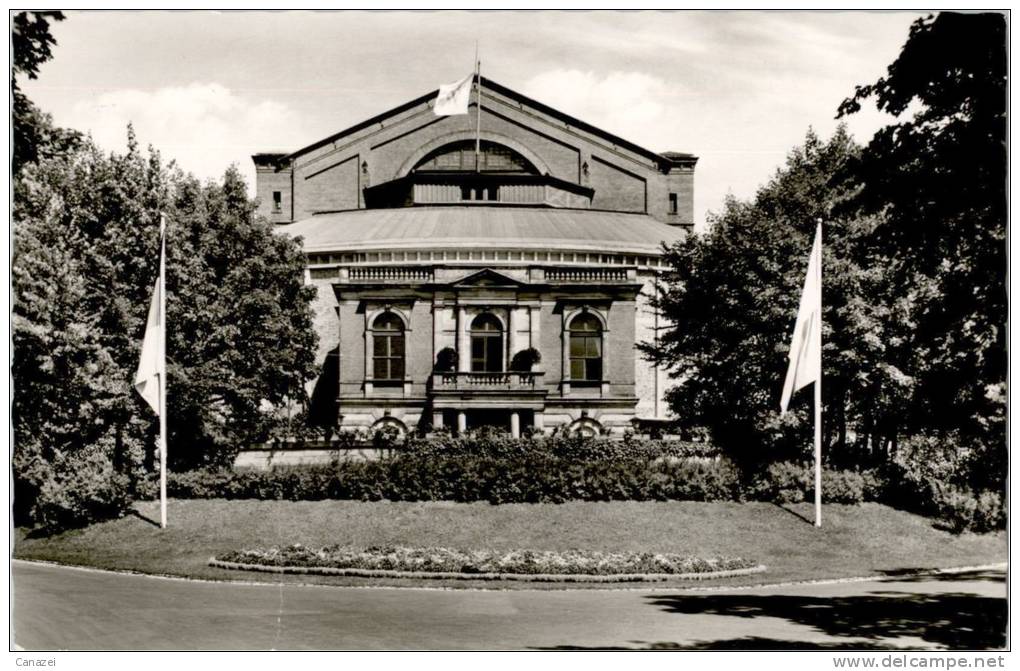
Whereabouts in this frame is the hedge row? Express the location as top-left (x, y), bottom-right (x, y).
top-left (166, 451), bottom-right (1004, 533)
top-left (747, 460), bottom-right (1005, 533)
top-left (399, 432), bottom-right (720, 461)
top-left (170, 456), bottom-right (743, 504)
top-left (167, 455), bottom-right (885, 507)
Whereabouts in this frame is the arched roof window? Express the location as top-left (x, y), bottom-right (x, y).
top-left (413, 140), bottom-right (539, 174)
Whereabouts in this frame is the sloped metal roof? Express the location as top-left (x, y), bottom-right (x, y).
top-left (278, 206), bottom-right (686, 256)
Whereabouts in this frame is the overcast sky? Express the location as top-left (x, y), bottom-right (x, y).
top-left (22, 10), bottom-right (926, 226)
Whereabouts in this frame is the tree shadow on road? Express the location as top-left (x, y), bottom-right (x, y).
top-left (534, 638), bottom-right (911, 650)
top-left (641, 589), bottom-right (1005, 650)
top-left (533, 579), bottom-right (1006, 651)
top-left (877, 568), bottom-right (1005, 583)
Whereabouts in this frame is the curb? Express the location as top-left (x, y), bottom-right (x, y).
top-left (207, 557), bottom-right (769, 583)
top-left (13, 558), bottom-right (1006, 593)
top-left (680, 562), bottom-right (1009, 593)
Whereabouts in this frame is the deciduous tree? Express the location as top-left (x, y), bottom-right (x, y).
top-left (13, 131), bottom-right (318, 527)
top-left (838, 11), bottom-right (1006, 486)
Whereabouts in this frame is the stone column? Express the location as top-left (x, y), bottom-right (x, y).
top-left (433, 411), bottom-right (444, 430)
top-left (510, 411), bottom-right (521, 438)
top-left (458, 306), bottom-right (470, 372)
top-left (432, 302), bottom-right (440, 368)
top-left (507, 307), bottom-right (518, 370)
top-left (530, 306), bottom-right (541, 371)
top-left (364, 310), bottom-right (373, 396)
top-left (457, 411), bottom-right (467, 434)
top-left (561, 311), bottom-right (570, 397)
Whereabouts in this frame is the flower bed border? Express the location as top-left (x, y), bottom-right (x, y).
top-left (208, 557), bottom-right (767, 583)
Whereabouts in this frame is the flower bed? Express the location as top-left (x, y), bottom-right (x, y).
top-left (212, 544), bottom-right (763, 582)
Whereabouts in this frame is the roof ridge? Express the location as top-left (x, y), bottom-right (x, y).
top-left (277, 76), bottom-right (686, 168)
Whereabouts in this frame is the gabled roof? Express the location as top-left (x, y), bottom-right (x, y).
top-left (280, 76), bottom-right (689, 170)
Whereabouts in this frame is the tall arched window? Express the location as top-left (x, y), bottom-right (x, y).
top-left (372, 313), bottom-right (405, 384)
top-left (470, 314), bottom-right (504, 373)
top-left (569, 313), bottom-right (603, 382)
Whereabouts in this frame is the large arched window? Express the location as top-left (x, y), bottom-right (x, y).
top-left (569, 313), bottom-right (603, 382)
top-left (372, 313), bottom-right (405, 384)
top-left (470, 314), bottom-right (504, 373)
top-left (413, 140), bottom-right (538, 174)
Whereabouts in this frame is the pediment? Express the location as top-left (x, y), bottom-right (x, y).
top-left (448, 268), bottom-right (526, 289)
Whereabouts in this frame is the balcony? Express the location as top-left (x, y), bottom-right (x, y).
top-left (430, 371), bottom-right (545, 392)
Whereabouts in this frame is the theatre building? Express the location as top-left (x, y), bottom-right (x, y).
top-left (255, 76), bottom-right (696, 439)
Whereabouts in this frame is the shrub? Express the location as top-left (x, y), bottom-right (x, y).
top-left (876, 432), bottom-right (1006, 532)
top-left (400, 432), bottom-right (720, 462)
top-left (169, 469), bottom-right (236, 498)
top-left (434, 347), bottom-right (458, 372)
top-left (750, 462), bottom-right (812, 503)
top-left (168, 451), bottom-right (740, 505)
top-left (749, 461), bottom-right (886, 505)
top-left (216, 544), bottom-right (758, 577)
top-left (509, 347), bottom-right (542, 372)
top-left (372, 424), bottom-right (402, 450)
top-left (933, 486), bottom-right (1006, 533)
top-left (30, 439), bottom-right (134, 531)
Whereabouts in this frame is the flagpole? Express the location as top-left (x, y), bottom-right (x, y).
top-left (159, 214), bottom-right (168, 529)
top-left (814, 220), bottom-right (823, 528)
top-left (474, 42), bottom-right (481, 173)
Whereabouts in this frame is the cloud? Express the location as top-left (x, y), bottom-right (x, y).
top-left (62, 82), bottom-right (306, 187)
top-left (520, 69), bottom-right (677, 151)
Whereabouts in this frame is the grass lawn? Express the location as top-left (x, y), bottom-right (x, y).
top-left (14, 499), bottom-right (1005, 590)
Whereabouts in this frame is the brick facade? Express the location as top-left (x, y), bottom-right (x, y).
top-left (252, 76), bottom-right (696, 446)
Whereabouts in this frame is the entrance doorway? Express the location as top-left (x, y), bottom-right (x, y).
top-left (439, 409), bottom-right (534, 434)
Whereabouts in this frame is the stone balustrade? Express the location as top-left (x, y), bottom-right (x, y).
top-left (545, 267), bottom-right (631, 283)
top-left (431, 371), bottom-right (544, 391)
top-left (346, 266), bottom-right (435, 282)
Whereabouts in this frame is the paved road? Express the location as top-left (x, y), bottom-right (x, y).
top-left (12, 560), bottom-right (1007, 650)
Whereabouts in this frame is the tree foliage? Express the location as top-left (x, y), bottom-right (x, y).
top-left (837, 12), bottom-right (1007, 452)
top-left (13, 130), bottom-right (318, 527)
top-left (645, 127), bottom-right (905, 469)
top-left (12, 11), bottom-right (80, 176)
top-left (647, 12), bottom-right (1006, 490)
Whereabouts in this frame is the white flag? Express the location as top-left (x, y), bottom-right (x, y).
top-left (780, 223), bottom-right (822, 414)
top-left (134, 230), bottom-right (165, 415)
top-left (433, 73), bottom-right (473, 116)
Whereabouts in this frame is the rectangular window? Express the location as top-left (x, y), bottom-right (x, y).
top-left (373, 334), bottom-right (405, 381)
top-left (669, 192), bottom-right (678, 214)
top-left (272, 190), bottom-right (283, 213)
top-left (471, 335), bottom-right (503, 372)
top-left (570, 335), bottom-right (603, 382)
top-left (471, 337), bottom-right (485, 369)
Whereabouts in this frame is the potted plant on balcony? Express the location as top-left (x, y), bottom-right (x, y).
top-left (510, 347), bottom-right (542, 372)
top-left (435, 347), bottom-right (458, 372)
